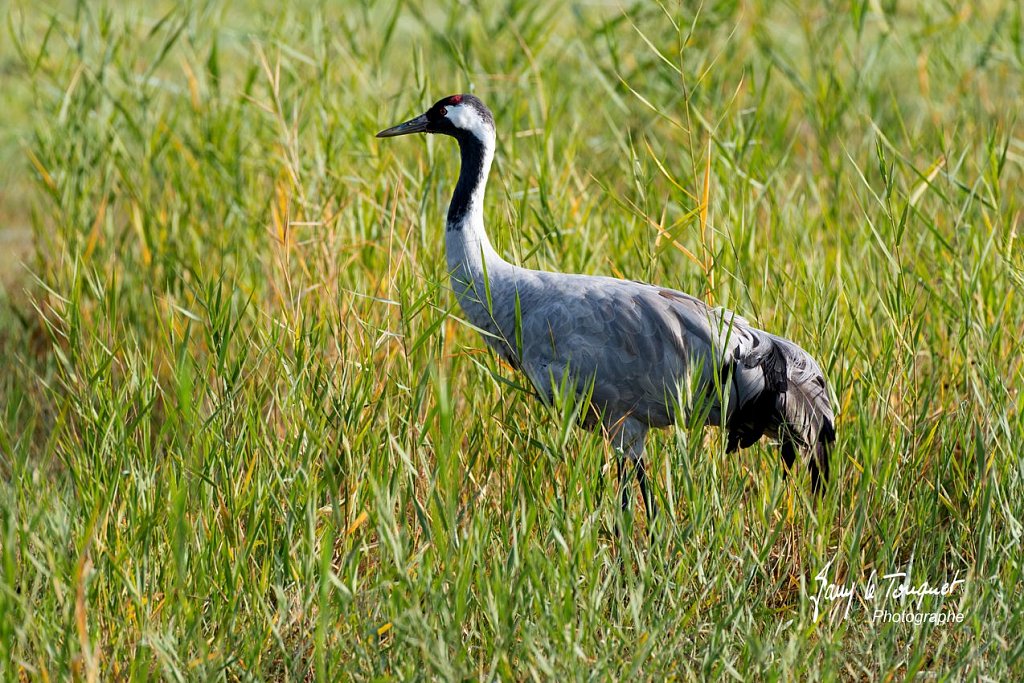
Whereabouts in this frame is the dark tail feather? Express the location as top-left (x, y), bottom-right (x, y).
top-left (780, 439), bottom-right (796, 472)
top-left (806, 421), bottom-right (834, 496)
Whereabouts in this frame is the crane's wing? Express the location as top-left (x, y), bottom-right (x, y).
top-left (513, 274), bottom-right (734, 427)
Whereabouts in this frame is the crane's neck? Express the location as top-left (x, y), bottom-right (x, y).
top-left (443, 128), bottom-right (519, 360)
top-left (445, 128), bottom-right (510, 298)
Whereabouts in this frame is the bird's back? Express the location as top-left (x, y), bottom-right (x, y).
top-left (494, 268), bottom-right (740, 426)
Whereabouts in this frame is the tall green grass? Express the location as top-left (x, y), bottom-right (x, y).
top-left (1, 0), bottom-right (1022, 679)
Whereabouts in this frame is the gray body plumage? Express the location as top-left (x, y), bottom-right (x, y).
top-left (453, 256), bottom-right (834, 489)
top-left (379, 94), bottom-right (835, 513)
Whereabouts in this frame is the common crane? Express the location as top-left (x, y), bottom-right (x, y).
top-left (377, 94), bottom-right (835, 521)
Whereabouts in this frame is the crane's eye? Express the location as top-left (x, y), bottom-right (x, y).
top-left (439, 107), bottom-right (447, 117)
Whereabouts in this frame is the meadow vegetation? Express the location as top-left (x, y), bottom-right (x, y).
top-left (1, 0), bottom-right (1022, 679)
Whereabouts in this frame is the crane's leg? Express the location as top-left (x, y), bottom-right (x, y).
top-left (617, 456), bottom-right (631, 512)
top-left (636, 455), bottom-right (658, 521)
top-left (610, 417), bottom-right (653, 519)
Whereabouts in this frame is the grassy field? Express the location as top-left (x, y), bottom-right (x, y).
top-left (1, 0), bottom-right (1022, 679)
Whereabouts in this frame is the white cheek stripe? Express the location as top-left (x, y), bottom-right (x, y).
top-left (446, 103), bottom-right (491, 141)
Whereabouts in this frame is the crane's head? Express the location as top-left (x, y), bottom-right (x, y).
top-left (376, 94), bottom-right (494, 142)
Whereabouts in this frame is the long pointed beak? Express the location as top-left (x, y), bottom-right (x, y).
top-left (376, 113), bottom-right (430, 138)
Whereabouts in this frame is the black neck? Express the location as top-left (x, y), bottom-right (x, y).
top-left (446, 131), bottom-right (489, 230)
